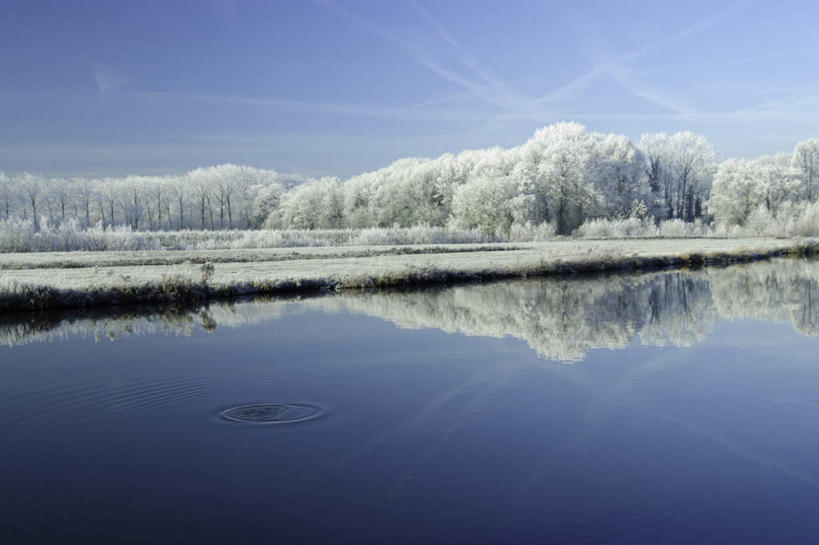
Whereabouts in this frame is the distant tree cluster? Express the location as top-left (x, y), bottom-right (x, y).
top-left (706, 139), bottom-right (819, 229)
top-left (0, 165), bottom-right (309, 231)
top-left (266, 123), bottom-right (718, 235)
top-left (1, 123), bottom-right (817, 236)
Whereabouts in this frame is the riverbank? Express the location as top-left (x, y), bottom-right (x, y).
top-left (1, 238), bottom-right (816, 311)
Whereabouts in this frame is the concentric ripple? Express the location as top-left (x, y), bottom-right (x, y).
top-left (219, 403), bottom-right (323, 424)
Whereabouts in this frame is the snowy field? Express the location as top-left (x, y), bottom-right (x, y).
top-left (0, 242), bottom-right (527, 270)
top-left (1, 237), bottom-right (816, 310)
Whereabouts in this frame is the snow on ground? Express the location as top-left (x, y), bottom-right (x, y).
top-left (0, 242), bottom-right (527, 270)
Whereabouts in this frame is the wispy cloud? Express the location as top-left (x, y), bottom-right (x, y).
top-left (528, 0), bottom-right (759, 114)
top-left (212, 0), bottom-right (767, 129)
top-left (604, 62), bottom-right (700, 115)
top-left (309, 0), bottom-right (519, 112)
top-left (135, 90), bottom-right (491, 122)
top-left (92, 64), bottom-right (125, 95)
top-left (634, 45), bottom-right (819, 78)
top-left (730, 88), bottom-right (819, 119)
top-left (404, 0), bottom-right (526, 110)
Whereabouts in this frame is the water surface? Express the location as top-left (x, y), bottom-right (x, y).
top-left (2, 259), bottom-right (819, 544)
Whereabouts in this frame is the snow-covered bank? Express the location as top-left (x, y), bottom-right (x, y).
top-left (0, 238), bottom-right (816, 311)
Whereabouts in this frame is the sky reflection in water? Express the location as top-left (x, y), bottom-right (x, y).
top-left (1, 259), bottom-right (819, 544)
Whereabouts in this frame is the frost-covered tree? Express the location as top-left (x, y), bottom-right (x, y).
top-left (0, 172), bottom-right (13, 220)
top-left (588, 133), bottom-right (651, 219)
top-left (451, 176), bottom-right (520, 236)
top-left (273, 177), bottom-right (344, 229)
top-left (707, 159), bottom-right (758, 226)
top-left (18, 174), bottom-right (44, 228)
top-left (708, 154), bottom-right (799, 227)
top-left (639, 132), bottom-right (716, 221)
top-left (47, 177), bottom-right (72, 225)
top-left (791, 139), bottom-right (819, 201)
top-left (75, 177), bottom-right (94, 228)
top-left (119, 176), bottom-right (146, 230)
top-left (185, 165), bottom-right (285, 229)
top-left (751, 153), bottom-right (798, 216)
top-left (340, 155), bottom-right (465, 228)
top-left (518, 123), bottom-right (598, 234)
top-left (250, 183), bottom-right (284, 228)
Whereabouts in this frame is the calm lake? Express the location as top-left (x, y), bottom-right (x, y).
top-left (2, 258), bottom-right (819, 544)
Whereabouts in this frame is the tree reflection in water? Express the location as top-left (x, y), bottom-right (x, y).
top-left (2, 258), bottom-right (818, 362)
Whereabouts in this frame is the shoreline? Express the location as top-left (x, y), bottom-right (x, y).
top-left (1, 238), bottom-right (816, 311)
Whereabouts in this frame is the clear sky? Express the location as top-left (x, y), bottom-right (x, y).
top-left (2, 0), bottom-right (819, 177)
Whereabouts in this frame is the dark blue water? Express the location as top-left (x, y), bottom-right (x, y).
top-left (2, 260), bottom-right (819, 544)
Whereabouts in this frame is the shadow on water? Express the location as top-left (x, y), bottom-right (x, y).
top-left (3, 257), bottom-right (818, 362)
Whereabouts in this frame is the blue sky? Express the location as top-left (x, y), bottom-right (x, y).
top-left (2, 0), bottom-right (819, 177)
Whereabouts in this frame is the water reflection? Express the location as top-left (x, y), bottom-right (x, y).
top-left (2, 258), bottom-right (818, 361)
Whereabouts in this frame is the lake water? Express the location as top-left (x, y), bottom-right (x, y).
top-left (2, 258), bottom-right (819, 544)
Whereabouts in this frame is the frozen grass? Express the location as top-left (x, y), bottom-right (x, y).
top-left (576, 218), bottom-right (721, 239)
top-left (0, 218), bottom-right (162, 252)
top-left (0, 220), bottom-right (555, 253)
top-left (2, 215), bottom-right (816, 256)
top-left (575, 204), bottom-right (819, 240)
top-left (0, 243), bottom-right (531, 270)
top-left (0, 238), bottom-right (816, 311)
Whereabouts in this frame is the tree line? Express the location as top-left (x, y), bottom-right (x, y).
top-left (0, 165), bottom-right (309, 231)
top-left (1, 122), bottom-right (817, 235)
